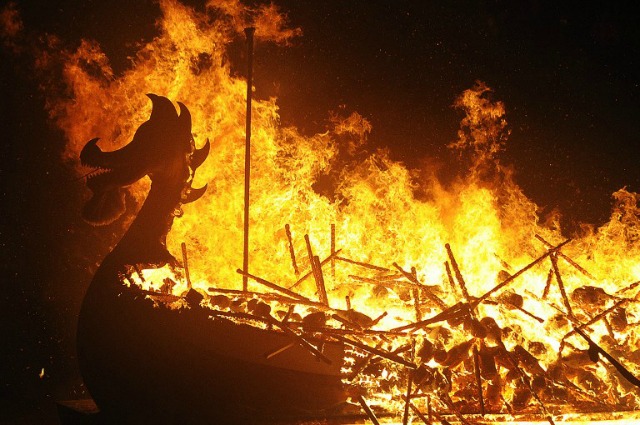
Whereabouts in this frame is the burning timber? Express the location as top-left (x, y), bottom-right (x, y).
top-left (77, 95), bottom-right (640, 424)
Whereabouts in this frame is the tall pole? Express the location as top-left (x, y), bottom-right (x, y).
top-left (242, 27), bottom-right (255, 291)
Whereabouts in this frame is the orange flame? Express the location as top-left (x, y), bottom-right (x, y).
top-left (4, 0), bottom-right (640, 418)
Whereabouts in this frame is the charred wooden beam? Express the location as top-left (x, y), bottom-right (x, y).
top-left (291, 324), bottom-right (405, 339)
top-left (487, 297), bottom-right (544, 324)
top-left (430, 408), bottom-right (453, 425)
top-left (304, 234), bottom-right (328, 305)
top-left (334, 256), bottom-right (390, 272)
top-left (349, 274), bottom-right (422, 300)
top-left (476, 239), bottom-right (571, 303)
top-left (393, 262), bottom-right (446, 311)
top-left (372, 273), bottom-right (406, 282)
top-left (444, 243), bottom-right (472, 304)
top-left (407, 401), bottom-right (430, 425)
top-left (284, 224), bottom-right (299, 276)
top-left (282, 304), bottom-right (294, 323)
top-left (331, 313), bottom-right (363, 330)
top-left (392, 301), bottom-right (472, 332)
top-left (603, 316), bottom-right (616, 340)
top-left (435, 393), bottom-right (473, 425)
top-left (511, 304), bottom-right (544, 323)
top-left (535, 234), bottom-right (596, 280)
top-left (371, 311), bottom-right (388, 327)
top-left (542, 267), bottom-right (554, 299)
top-left (444, 261), bottom-right (460, 299)
top-left (133, 264), bottom-right (146, 282)
top-left (356, 395), bottom-right (381, 425)
top-left (348, 347), bottom-right (379, 381)
top-left (403, 346), bottom-right (416, 425)
top-left (313, 255), bottom-right (329, 306)
top-left (616, 279), bottom-right (640, 295)
top-left (349, 274), bottom-right (413, 290)
top-left (235, 269), bottom-right (320, 307)
top-left (206, 286), bottom-right (324, 310)
top-left (333, 335), bottom-right (417, 369)
top-left (289, 249), bottom-right (342, 290)
top-left (563, 298), bottom-right (629, 342)
top-left (555, 379), bottom-right (618, 409)
top-left (573, 326), bottom-right (640, 388)
top-left (130, 286), bottom-right (181, 302)
top-left (550, 253), bottom-right (574, 318)
top-left (413, 287), bottom-right (422, 322)
top-left (499, 346), bottom-right (556, 425)
top-left (210, 309), bottom-right (272, 326)
top-left (264, 342), bottom-right (295, 360)
top-left (331, 223), bottom-right (336, 282)
top-left (472, 345), bottom-right (485, 416)
top-left (180, 242), bottom-right (192, 289)
top-left (265, 314), bottom-right (333, 365)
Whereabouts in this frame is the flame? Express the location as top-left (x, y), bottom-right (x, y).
top-left (4, 0), bottom-right (640, 420)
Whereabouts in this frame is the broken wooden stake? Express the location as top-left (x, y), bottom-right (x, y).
top-left (335, 256), bottom-right (390, 272)
top-left (313, 255), bottom-right (329, 305)
top-left (565, 298), bottom-right (629, 342)
top-left (445, 243), bottom-right (472, 304)
top-left (303, 243), bottom-right (329, 306)
top-left (615, 279), bottom-right (640, 295)
top-left (392, 301), bottom-right (471, 332)
top-left (284, 224), bottom-right (299, 276)
top-left (265, 342), bottom-right (295, 360)
top-left (181, 242), bottom-right (192, 289)
top-left (444, 261), bottom-right (460, 298)
top-left (413, 287), bottom-right (422, 322)
top-left (407, 401), bottom-right (430, 425)
top-left (235, 269), bottom-right (315, 305)
top-left (333, 335), bottom-right (417, 369)
top-left (392, 262), bottom-right (446, 310)
top-left (535, 234), bottom-right (596, 280)
top-left (542, 267), bottom-right (554, 299)
top-left (265, 315), bottom-right (333, 365)
top-left (356, 395), bottom-right (380, 425)
top-left (550, 253), bottom-right (574, 318)
top-left (476, 239), bottom-right (571, 303)
top-left (289, 249), bottom-right (342, 290)
top-left (573, 326), bottom-right (640, 388)
top-left (473, 344), bottom-right (485, 416)
top-left (371, 311), bottom-right (387, 327)
top-left (331, 223), bottom-right (336, 282)
top-left (402, 342), bottom-right (415, 425)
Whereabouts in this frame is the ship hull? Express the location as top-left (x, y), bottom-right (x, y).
top-left (77, 279), bottom-right (346, 424)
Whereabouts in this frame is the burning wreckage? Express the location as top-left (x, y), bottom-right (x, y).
top-left (75, 94), bottom-right (640, 425)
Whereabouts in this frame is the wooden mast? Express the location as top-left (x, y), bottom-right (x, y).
top-left (242, 27), bottom-right (255, 291)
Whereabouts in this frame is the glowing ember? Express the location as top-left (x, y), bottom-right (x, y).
top-left (4, 0), bottom-right (640, 422)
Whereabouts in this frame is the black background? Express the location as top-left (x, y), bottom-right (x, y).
top-left (1, 0), bottom-right (639, 421)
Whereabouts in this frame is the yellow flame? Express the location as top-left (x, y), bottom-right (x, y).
top-left (8, 0), bottom-right (640, 418)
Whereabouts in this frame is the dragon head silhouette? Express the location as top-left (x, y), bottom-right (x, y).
top-left (80, 94), bottom-right (209, 226)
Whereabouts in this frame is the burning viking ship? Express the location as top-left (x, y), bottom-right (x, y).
top-left (77, 95), bottom-right (640, 425)
top-left (76, 94), bottom-right (347, 424)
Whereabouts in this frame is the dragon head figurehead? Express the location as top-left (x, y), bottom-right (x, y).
top-left (79, 94), bottom-right (209, 268)
top-left (80, 93), bottom-right (209, 226)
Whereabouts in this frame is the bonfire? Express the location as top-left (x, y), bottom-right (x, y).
top-left (8, 0), bottom-right (640, 423)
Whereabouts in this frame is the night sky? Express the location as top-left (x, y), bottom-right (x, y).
top-left (1, 0), bottom-right (639, 421)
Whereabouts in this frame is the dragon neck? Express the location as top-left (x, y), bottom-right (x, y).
top-left (104, 178), bottom-right (186, 273)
